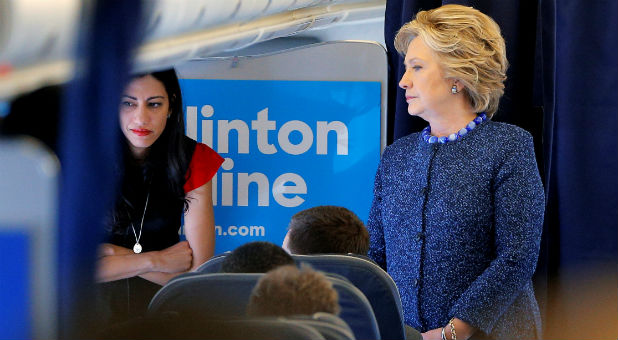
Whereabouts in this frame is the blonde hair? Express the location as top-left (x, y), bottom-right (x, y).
top-left (247, 265), bottom-right (340, 317)
top-left (394, 4), bottom-right (508, 117)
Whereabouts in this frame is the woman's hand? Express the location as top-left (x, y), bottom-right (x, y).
top-left (97, 241), bottom-right (192, 284)
top-left (421, 328), bottom-right (442, 340)
top-left (421, 319), bottom-right (475, 340)
top-left (150, 240), bottom-right (193, 273)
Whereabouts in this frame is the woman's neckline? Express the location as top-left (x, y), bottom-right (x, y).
top-left (421, 113), bottom-right (487, 144)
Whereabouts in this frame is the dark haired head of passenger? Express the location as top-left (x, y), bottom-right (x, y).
top-left (282, 205), bottom-right (369, 255)
top-left (246, 265), bottom-right (340, 317)
top-left (219, 241), bottom-right (295, 273)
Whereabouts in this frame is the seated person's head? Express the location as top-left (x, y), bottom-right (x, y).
top-left (247, 265), bottom-right (340, 317)
top-left (282, 205), bottom-right (369, 255)
top-left (220, 241), bottom-right (294, 273)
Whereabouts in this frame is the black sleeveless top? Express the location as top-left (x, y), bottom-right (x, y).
top-left (97, 138), bottom-right (197, 327)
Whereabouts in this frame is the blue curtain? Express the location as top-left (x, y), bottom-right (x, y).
top-left (384, 0), bottom-right (618, 338)
top-left (57, 1), bottom-right (141, 338)
top-left (541, 0), bottom-right (618, 338)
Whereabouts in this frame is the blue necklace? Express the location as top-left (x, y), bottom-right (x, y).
top-left (422, 112), bottom-right (487, 144)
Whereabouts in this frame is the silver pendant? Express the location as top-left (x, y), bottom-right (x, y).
top-left (133, 243), bottom-right (142, 254)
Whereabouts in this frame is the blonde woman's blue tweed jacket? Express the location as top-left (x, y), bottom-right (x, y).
top-left (367, 120), bottom-right (545, 339)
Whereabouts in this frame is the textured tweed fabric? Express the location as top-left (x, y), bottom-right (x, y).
top-left (367, 120), bottom-right (545, 339)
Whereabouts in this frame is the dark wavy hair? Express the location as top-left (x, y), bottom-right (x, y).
top-left (108, 69), bottom-right (190, 235)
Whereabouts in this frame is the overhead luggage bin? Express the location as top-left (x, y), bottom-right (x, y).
top-left (0, 0), bottom-right (385, 101)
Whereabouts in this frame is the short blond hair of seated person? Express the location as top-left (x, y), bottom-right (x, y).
top-left (246, 265), bottom-right (340, 317)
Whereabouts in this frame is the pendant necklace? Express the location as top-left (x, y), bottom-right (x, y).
top-left (130, 185), bottom-right (151, 254)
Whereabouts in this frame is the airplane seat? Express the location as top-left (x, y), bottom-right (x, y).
top-left (286, 312), bottom-right (356, 340)
top-left (195, 252), bottom-right (229, 273)
top-left (148, 272), bottom-right (380, 340)
top-left (99, 314), bottom-right (327, 340)
top-left (217, 318), bottom-right (327, 340)
top-left (291, 254), bottom-right (406, 340)
top-left (0, 136), bottom-right (59, 339)
top-left (149, 273), bottom-right (260, 318)
top-left (193, 252), bottom-right (402, 339)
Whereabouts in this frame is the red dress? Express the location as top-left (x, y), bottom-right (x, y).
top-left (184, 142), bottom-right (224, 193)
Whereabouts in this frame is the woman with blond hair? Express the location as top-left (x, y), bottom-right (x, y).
top-left (367, 5), bottom-right (544, 340)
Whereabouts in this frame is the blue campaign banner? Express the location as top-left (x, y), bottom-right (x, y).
top-left (180, 79), bottom-right (381, 254)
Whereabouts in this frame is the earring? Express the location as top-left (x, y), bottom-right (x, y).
top-left (167, 114), bottom-right (171, 119)
top-left (451, 84), bottom-right (458, 94)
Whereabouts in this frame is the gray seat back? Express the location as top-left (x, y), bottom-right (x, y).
top-left (292, 254), bottom-right (405, 340)
top-left (287, 313), bottom-right (356, 340)
top-left (100, 315), bottom-right (326, 340)
top-left (148, 272), bottom-right (380, 340)
top-left (149, 273), bottom-right (259, 317)
top-left (195, 252), bottom-right (229, 273)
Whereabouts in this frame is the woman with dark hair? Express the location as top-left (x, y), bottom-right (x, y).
top-left (96, 69), bottom-right (223, 324)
